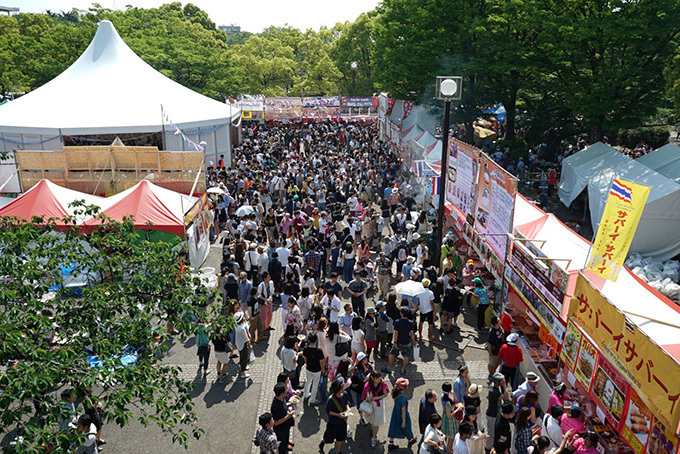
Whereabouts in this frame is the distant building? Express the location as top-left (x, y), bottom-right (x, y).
top-left (218, 24), bottom-right (241, 37)
top-left (0, 5), bottom-right (19, 15)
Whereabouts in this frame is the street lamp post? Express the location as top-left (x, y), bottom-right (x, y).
top-left (351, 61), bottom-right (358, 97)
top-left (434, 76), bottom-right (462, 265)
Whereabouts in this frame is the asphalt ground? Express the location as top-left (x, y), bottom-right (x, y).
top-left (105, 236), bottom-right (495, 454)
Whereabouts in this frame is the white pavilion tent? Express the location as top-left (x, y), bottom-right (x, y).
top-left (0, 20), bottom-right (240, 165)
top-left (636, 144), bottom-right (680, 184)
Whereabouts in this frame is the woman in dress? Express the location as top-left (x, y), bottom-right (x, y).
top-left (350, 316), bottom-right (366, 364)
top-left (342, 241), bottom-right (356, 284)
top-left (441, 382), bottom-right (462, 452)
top-left (463, 404), bottom-right (489, 454)
top-left (387, 377), bottom-right (417, 450)
top-left (283, 297), bottom-right (303, 336)
top-left (326, 322), bottom-right (351, 381)
top-left (362, 370), bottom-right (389, 448)
top-left (357, 238), bottom-right (371, 266)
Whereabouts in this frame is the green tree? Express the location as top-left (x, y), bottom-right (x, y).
top-left (232, 35), bottom-right (297, 96)
top-left (541, 0), bottom-right (680, 141)
top-left (0, 207), bottom-right (226, 452)
top-left (331, 12), bottom-right (378, 96)
top-left (294, 30), bottom-right (342, 96)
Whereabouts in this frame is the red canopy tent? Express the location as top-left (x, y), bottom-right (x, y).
top-left (82, 180), bottom-right (187, 235)
top-left (0, 179), bottom-right (104, 225)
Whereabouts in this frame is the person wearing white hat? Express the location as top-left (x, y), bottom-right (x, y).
top-left (498, 333), bottom-right (523, 389)
top-left (512, 371), bottom-right (541, 402)
top-left (234, 311), bottom-right (251, 379)
top-left (417, 278), bottom-right (436, 342)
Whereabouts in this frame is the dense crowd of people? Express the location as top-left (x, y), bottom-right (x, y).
top-left (194, 120), bottom-right (594, 454)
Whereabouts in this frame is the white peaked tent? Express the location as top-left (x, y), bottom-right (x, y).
top-left (559, 142), bottom-right (680, 260)
top-left (0, 20), bottom-right (240, 165)
top-left (557, 142), bottom-right (630, 207)
top-left (636, 144), bottom-right (680, 184)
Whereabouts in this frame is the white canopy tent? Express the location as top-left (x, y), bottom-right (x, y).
top-left (0, 20), bottom-right (240, 166)
top-left (636, 144), bottom-right (680, 184)
top-left (558, 142), bottom-right (680, 260)
top-left (587, 159), bottom-right (680, 260)
top-left (557, 142), bottom-right (630, 207)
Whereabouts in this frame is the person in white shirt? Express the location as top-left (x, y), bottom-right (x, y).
top-left (417, 279), bottom-right (436, 342)
top-left (453, 422), bottom-right (473, 454)
top-left (257, 247), bottom-right (269, 280)
top-left (321, 289), bottom-right (343, 324)
top-left (420, 414), bottom-right (446, 454)
top-left (244, 244), bottom-right (260, 283)
top-left (73, 414), bottom-right (98, 454)
top-left (276, 243), bottom-right (291, 267)
top-left (542, 405), bottom-right (565, 450)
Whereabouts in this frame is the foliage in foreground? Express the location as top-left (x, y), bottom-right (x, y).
top-left (0, 206), bottom-right (220, 452)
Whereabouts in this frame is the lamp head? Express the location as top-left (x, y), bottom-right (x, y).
top-left (440, 78), bottom-right (458, 97)
top-left (350, 61), bottom-right (358, 70)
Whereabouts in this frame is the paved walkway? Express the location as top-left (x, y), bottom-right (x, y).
top-left (105, 239), bottom-right (495, 454)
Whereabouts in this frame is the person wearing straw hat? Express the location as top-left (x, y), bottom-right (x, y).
top-left (512, 371), bottom-right (541, 402)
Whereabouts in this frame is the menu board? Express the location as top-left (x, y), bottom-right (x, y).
top-left (509, 244), bottom-right (566, 312)
top-left (504, 264), bottom-right (566, 343)
top-left (621, 390), bottom-right (653, 454)
top-left (562, 320), bottom-right (582, 371)
top-left (648, 416), bottom-right (680, 454)
top-left (472, 154), bottom-right (517, 261)
top-left (592, 357), bottom-right (629, 428)
top-left (446, 138), bottom-right (478, 217)
top-left (574, 336), bottom-right (598, 391)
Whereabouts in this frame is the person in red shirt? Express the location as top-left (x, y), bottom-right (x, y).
top-left (547, 168), bottom-right (557, 197)
top-left (501, 303), bottom-right (514, 339)
top-left (498, 333), bottom-right (523, 388)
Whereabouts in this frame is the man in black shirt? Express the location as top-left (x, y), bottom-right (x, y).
top-left (320, 379), bottom-right (350, 454)
top-left (302, 333), bottom-right (326, 405)
top-left (418, 389), bottom-right (438, 436)
top-left (271, 382), bottom-right (294, 454)
top-left (487, 316), bottom-right (505, 376)
top-left (494, 402), bottom-right (516, 448)
top-left (486, 372), bottom-right (510, 450)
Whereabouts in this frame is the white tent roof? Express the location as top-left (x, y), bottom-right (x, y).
top-left (0, 20), bottom-right (239, 135)
top-left (636, 143), bottom-right (680, 184)
top-left (586, 159), bottom-right (680, 260)
top-left (557, 142), bottom-right (630, 207)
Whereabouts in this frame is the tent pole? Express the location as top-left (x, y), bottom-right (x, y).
top-left (160, 104), bottom-right (167, 151)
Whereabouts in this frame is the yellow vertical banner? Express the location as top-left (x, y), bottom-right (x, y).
top-left (586, 179), bottom-right (650, 281)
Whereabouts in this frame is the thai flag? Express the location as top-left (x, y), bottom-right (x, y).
top-left (432, 177), bottom-right (440, 196)
top-left (610, 179), bottom-right (632, 203)
top-left (415, 161), bottom-right (424, 177)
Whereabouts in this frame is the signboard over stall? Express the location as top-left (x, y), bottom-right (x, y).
top-left (341, 96), bottom-right (378, 108)
top-left (568, 273), bottom-right (680, 430)
top-left (446, 138), bottom-right (479, 218)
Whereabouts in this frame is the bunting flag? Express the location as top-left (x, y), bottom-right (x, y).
top-left (403, 101), bottom-right (415, 120)
top-left (432, 177), bottom-right (441, 196)
top-left (163, 108), bottom-right (205, 152)
top-left (414, 160), bottom-right (424, 177)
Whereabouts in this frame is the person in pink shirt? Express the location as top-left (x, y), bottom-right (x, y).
top-left (560, 403), bottom-right (584, 435)
top-left (572, 431), bottom-right (599, 454)
top-left (548, 383), bottom-right (567, 410)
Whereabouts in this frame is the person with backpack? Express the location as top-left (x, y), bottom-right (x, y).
top-left (195, 320), bottom-right (211, 376)
top-left (395, 237), bottom-right (409, 276)
top-left (319, 379), bottom-right (352, 454)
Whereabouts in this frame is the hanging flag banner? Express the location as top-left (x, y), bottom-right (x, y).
top-left (586, 178), bottom-right (650, 282)
top-left (568, 273), bottom-right (680, 429)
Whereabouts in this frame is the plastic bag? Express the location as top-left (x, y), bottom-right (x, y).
top-left (249, 346), bottom-right (255, 362)
top-left (412, 345), bottom-right (420, 362)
